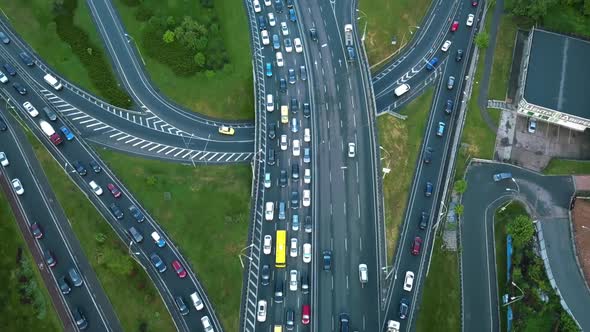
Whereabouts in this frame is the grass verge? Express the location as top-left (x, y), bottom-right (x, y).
top-left (0, 189), bottom-right (62, 331)
top-left (415, 238), bottom-right (460, 332)
top-left (488, 16), bottom-right (519, 101)
top-left (25, 134), bottom-right (175, 331)
top-left (360, 0), bottom-right (431, 66)
top-left (112, 0), bottom-right (254, 120)
top-left (378, 88), bottom-right (434, 257)
top-left (96, 148), bottom-right (251, 331)
top-left (543, 159), bottom-right (590, 175)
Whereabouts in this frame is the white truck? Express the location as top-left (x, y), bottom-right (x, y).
top-left (39, 120), bottom-right (63, 145)
top-left (344, 24), bottom-right (356, 62)
top-left (386, 320), bottom-right (400, 332)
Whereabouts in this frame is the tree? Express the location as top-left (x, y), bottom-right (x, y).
top-left (509, 0), bottom-right (557, 21)
top-left (454, 204), bottom-right (464, 216)
top-left (162, 30), bottom-right (175, 43)
top-left (507, 215), bottom-right (535, 247)
top-left (454, 179), bottom-right (468, 194)
top-left (194, 52), bottom-right (206, 67)
top-left (559, 312), bottom-right (581, 332)
top-left (475, 32), bottom-right (490, 49)
top-left (585, 0), bottom-right (590, 15)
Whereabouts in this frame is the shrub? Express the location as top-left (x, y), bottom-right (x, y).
top-left (120, 0), bottom-right (141, 6)
top-left (135, 5), bottom-right (153, 22)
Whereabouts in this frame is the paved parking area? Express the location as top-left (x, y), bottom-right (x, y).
top-left (510, 116), bottom-right (590, 171)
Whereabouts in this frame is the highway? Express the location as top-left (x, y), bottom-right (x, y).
top-left (0, 107), bottom-right (122, 331)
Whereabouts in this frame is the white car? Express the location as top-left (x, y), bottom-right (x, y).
top-left (466, 14), bottom-right (475, 27)
top-left (528, 118), bottom-right (537, 133)
top-left (263, 0), bottom-right (271, 6)
top-left (441, 40), bottom-right (452, 52)
top-left (292, 139), bottom-right (300, 156)
top-left (89, 180), bottom-right (103, 196)
top-left (253, 0), bottom-right (261, 12)
top-left (276, 52), bottom-right (284, 67)
top-left (302, 189), bottom-right (310, 207)
top-left (268, 12), bottom-right (276, 26)
top-left (290, 238), bottom-right (298, 257)
top-left (348, 142), bottom-right (356, 157)
top-left (303, 243), bottom-right (312, 263)
top-left (22, 101), bottom-right (39, 117)
top-left (11, 178), bottom-right (24, 195)
top-left (201, 316), bottom-right (213, 332)
top-left (294, 38), bottom-right (303, 53)
top-left (263, 235), bottom-right (272, 255)
top-left (280, 22), bottom-right (289, 36)
top-left (359, 264), bottom-right (368, 285)
top-left (257, 300), bottom-right (267, 322)
top-left (261, 29), bottom-right (270, 45)
top-left (304, 168), bottom-right (311, 184)
top-left (0, 71), bottom-right (8, 83)
top-left (266, 94), bottom-right (274, 112)
top-left (0, 152), bottom-right (8, 167)
top-left (280, 134), bottom-right (288, 151)
top-left (403, 271), bottom-right (415, 291)
top-left (304, 128), bottom-right (311, 142)
top-left (289, 270), bottom-right (298, 291)
top-left (265, 202), bottom-right (274, 221)
top-left (264, 172), bottom-right (271, 188)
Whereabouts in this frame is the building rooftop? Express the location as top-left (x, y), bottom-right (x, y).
top-left (523, 29), bottom-right (590, 119)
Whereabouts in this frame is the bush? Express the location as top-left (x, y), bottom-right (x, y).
top-left (120, 0), bottom-right (141, 6)
top-left (201, 0), bottom-right (215, 8)
top-left (135, 5), bottom-right (153, 22)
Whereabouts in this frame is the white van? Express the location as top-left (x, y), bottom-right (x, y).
top-left (266, 94), bottom-right (274, 112)
top-left (190, 291), bottom-right (204, 311)
top-left (43, 74), bottom-right (63, 90)
top-left (201, 316), bottom-right (213, 332)
top-left (394, 83), bottom-right (410, 97)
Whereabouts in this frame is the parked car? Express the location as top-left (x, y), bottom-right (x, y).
top-left (493, 172), bottom-right (513, 182)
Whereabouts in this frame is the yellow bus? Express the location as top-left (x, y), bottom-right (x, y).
top-left (275, 230), bottom-right (287, 268)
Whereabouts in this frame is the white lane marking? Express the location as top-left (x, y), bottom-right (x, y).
top-left (140, 142), bottom-right (153, 149)
top-left (165, 148), bottom-right (177, 155)
top-left (126, 137), bottom-right (139, 144)
top-left (86, 122), bottom-right (102, 128)
top-left (116, 134), bottom-right (130, 141)
top-left (132, 140), bottom-right (145, 147)
top-left (157, 146), bottom-right (168, 153)
top-left (174, 149), bottom-right (185, 157)
top-left (79, 119), bottom-right (95, 124)
top-left (182, 150), bottom-right (193, 158)
top-left (109, 132), bottom-right (124, 138)
top-left (149, 144), bottom-right (161, 151)
top-left (93, 125), bottom-right (110, 131)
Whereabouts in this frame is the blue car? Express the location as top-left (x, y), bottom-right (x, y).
top-left (60, 126), bottom-right (74, 141)
top-left (150, 253), bottom-right (167, 273)
top-left (289, 8), bottom-right (297, 22)
top-left (426, 57), bottom-right (438, 70)
top-left (272, 34), bottom-right (280, 50)
top-left (436, 122), bottom-right (445, 137)
top-left (265, 62), bottom-right (273, 77)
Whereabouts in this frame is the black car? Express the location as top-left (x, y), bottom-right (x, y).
top-left (425, 181), bottom-right (433, 197)
top-left (286, 309), bottom-right (295, 330)
top-left (290, 97), bottom-right (299, 113)
top-left (12, 82), bottom-right (26, 95)
top-left (68, 267), bottom-right (83, 287)
top-left (279, 78), bottom-right (287, 93)
top-left (300, 65), bottom-right (307, 81)
top-left (268, 123), bottom-right (276, 139)
top-left (44, 249), bottom-right (56, 268)
top-left (419, 212), bottom-right (429, 230)
top-left (19, 52), bottom-right (34, 66)
top-left (301, 272), bottom-right (309, 294)
top-left (267, 148), bottom-right (276, 165)
top-left (304, 216), bottom-right (312, 233)
top-left (261, 264), bottom-right (270, 286)
top-left (129, 205), bottom-right (145, 222)
top-left (279, 170), bottom-right (288, 187)
top-left (175, 296), bottom-right (189, 316)
top-left (257, 16), bottom-right (266, 30)
top-left (0, 31), bottom-right (10, 44)
top-left (109, 203), bottom-right (124, 220)
top-left (323, 250), bottom-right (332, 271)
top-left (274, 279), bottom-right (284, 303)
top-left (291, 163), bottom-right (299, 180)
top-left (339, 313), bottom-right (350, 332)
top-left (291, 191), bottom-right (299, 209)
top-left (423, 147), bottom-right (432, 164)
top-left (274, 0), bottom-right (283, 12)
top-left (42, 107), bottom-right (57, 121)
top-left (72, 308), bottom-right (88, 330)
top-left (150, 253), bottom-right (167, 273)
top-left (89, 160), bottom-right (101, 173)
top-left (445, 99), bottom-right (453, 115)
top-left (455, 49), bottom-right (464, 62)
top-left (73, 161), bottom-right (87, 176)
top-left (303, 103), bottom-right (311, 118)
top-left (399, 298), bottom-right (410, 319)
top-left (3, 63), bottom-right (16, 76)
top-left (288, 68), bottom-right (296, 84)
top-left (59, 276), bottom-right (71, 295)
top-left (0, 116), bottom-right (6, 131)
top-left (309, 27), bottom-right (318, 41)
top-left (286, 0), bottom-right (294, 8)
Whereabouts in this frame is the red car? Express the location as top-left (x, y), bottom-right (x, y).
top-left (450, 21), bottom-right (459, 32)
top-left (411, 236), bottom-right (423, 256)
top-left (30, 222), bottom-right (43, 239)
top-left (172, 260), bottom-right (187, 278)
top-left (472, 1), bottom-right (478, 6)
top-left (302, 304), bottom-right (310, 325)
top-left (107, 183), bottom-right (122, 198)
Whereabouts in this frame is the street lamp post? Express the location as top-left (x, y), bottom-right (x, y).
top-left (238, 244), bottom-right (254, 268)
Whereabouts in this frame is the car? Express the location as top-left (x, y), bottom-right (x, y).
top-left (323, 250), bottom-right (332, 270)
top-left (272, 34), bottom-right (280, 50)
top-left (403, 271), bottom-right (416, 292)
top-left (472, 0), bottom-right (479, 6)
top-left (292, 214), bottom-right (299, 231)
top-left (359, 264), bottom-right (368, 286)
top-left (266, 94), bottom-right (274, 112)
top-left (456, 49), bottom-right (464, 62)
top-left (304, 168), bottom-right (311, 184)
top-left (399, 298), bottom-right (410, 319)
top-left (268, 124), bottom-right (276, 140)
top-left (23, 101), bottom-right (39, 117)
top-left (109, 203), bottom-right (124, 219)
top-left (302, 189), bottom-right (310, 207)
top-left (291, 163), bottom-right (299, 180)
top-left (0, 71), bottom-right (8, 83)
top-left (0, 152), bottom-right (8, 166)
top-left (304, 128), bottom-right (311, 142)
top-left (129, 205), bottom-right (145, 222)
top-left (528, 118), bottom-right (537, 133)
top-left (59, 276), bottom-right (71, 295)
top-left (309, 27), bottom-right (318, 41)
top-left (0, 117), bottom-right (6, 131)
top-left (275, 0), bottom-right (283, 13)
top-left (340, 313), bottom-right (350, 331)
top-left (88, 160), bottom-right (101, 173)
top-left (425, 181), bottom-right (433, 197)
top-left (436, 122), bottom-right (446, 137)
top-left (107, 183), bottom-right (122, 198)
top-left (73, 308), bottom-right (88, 330)
top-left (88, 180), bottom-right (103, 196)
top-left (128, 226), bottom-right (143, 243)
top-left (279, 77), bottom-right (287, 92)
top-left (292, 139), bottom-right (300, 156)
top-left (172, 260), bottom-right (187, 278)
top-left (0, 31), bottom-right (9, 44)
top-left (426, 57), bottom-right (438, 70)
top-left (288, 68), bottom-right (296, 84)
top-left (303, 243), bottom-right (312, 263)
top-left (267, 148), bottom-right (276, 165)
top-left (265, 202), bottom-right (274, 221)
top-left (301, 272), bottom-right (310, 294)
top-left (302, 304), bottom-right (310, 325)
top-left (218, 125), bottom-right (235, 136)
top-left (445, 99), bottom-right (454, 114)
top-left (151, 231), bottom-right (166, 247)
top-left (291, 118), bottom-right (299, 133)
top-left (150, 253), bottom-right (167, 273)
top-left (268, 12), bottom-right (276, 26)
top-left (466, 14), bottom-right (475, 27)
top-left (387, 320), bottom-right (401, 332)
top-left (264, 172), bottom-right (272, 188)
top-left (280, 134), bottom-right (288, 151)
top-left (30, 222), bottom-right (43, 239)
top-left (290, 97), bottom-right (299, 113)
top-left (287, 0), bottom-right (294, 8)
top-left (258, 15), bottom-right (267, 30)
top-left (19, 52), bottom-right (34, 66)
top-left (493, 172), bottom-right (513, 182)
top-left (289, 8), bottom-right (297, 22)
top-left (68, 267), bottom-right (83, 287)
top-left (253, 0), bottom-right (261, 12)
top-left (303, 103), bottom-right (311, 118)
top-left (175, 296), bottom-right (189, 316)
top-left (451, 20), bottom-right (459, 32)
top-left (348, 142), bottom-right (356, 157)
top-left (261, 29), bottom-right (270, 45)
top-left (11, 178), bottom-right (23, 195)
top-left (72, 161), bottom-right (87, 176)
top-left (276, 51), bottom-right (284, 67)
top-left (290, 238), bottom-right (298, 257)
top-left (281, 21), bottom-right (289, 36)
top-left (257, 300), bottom-right (267, 322)
top-left (44, 249), bottom-right (56, 267)
top-left (290, 191), bottom-right (299, 209)
top-left (201, 316), bottom-right (214, 332)
top-left (294, 38), bottom-right (303, 53)
top-left (43, 107), bottom-right (57, 121)
top-left (303, 147), bottom-right (310, 163)
top-left (284, 38), bottom-right (293, 52)
top-left (263, 0), bottom-right (271, 6)
top-left (60, 126), bottom-right (74, 140)
top-left (300, 65), bottom-right (307, 80)
top-left (423, 147), bottom-right (433, 164)
top-left (261, 264), bottom-right (270, 286)
top-left (304, 216), bottom-right (312, 233)
top-left (263, 235), bottom-right (272, 255)
top-left (447, 75), bottom-right (455, 90)
top-left (441, 40), bottom-right (452, 52)
top-left (12, 82), bottom-right (26, 95)
top-left (274, 279), bottom-right (284, 303)
top-left (286, 309), bottom-right (295, 329)
top-left (411, 237), bottom-right (423, 255)
top-left (265, 62), bottom-right (273, 77)
top-left (419, 212), bottom-right (429, 230)
top-left (289, 269), bottom-right (298, 291)
top-left (280, 169), bottom-right (288, 187)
